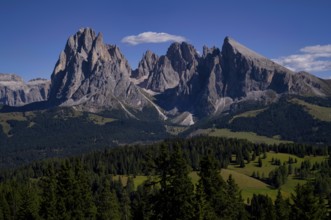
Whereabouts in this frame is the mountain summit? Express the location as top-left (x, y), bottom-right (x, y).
top-left (49, 28), bottom-right (149, 113)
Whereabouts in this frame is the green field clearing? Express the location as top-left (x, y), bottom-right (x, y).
top-left (229, 108), bottom-right (266, 123)
top-left (88, 114), bottom-right (115, 125)
top-left (112, 175), bottom-right (148, 189)
top-left (207, 128), bottom-right (292, 145)
top-left (116, 152), bottom-right (326, 201)
top-left (227, 152), bottom-right (327, 200)
top-left (0, 112), bottom-right (33, 135)
top-left (165, 125), bottom-right (188, 135)
top-left (292, 98), bottom-right (331, 122)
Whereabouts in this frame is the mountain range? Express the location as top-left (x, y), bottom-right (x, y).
top-left (1, 28), bottom-right (331, 166)
top-left (1, 28), bottom-right (330, 122)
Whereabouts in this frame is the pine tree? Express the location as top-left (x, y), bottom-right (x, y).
top-left (120, 189), bottom-right (132, 220)
top-left (39, 164), bottom-right (57, 220)
top-left (258, 157), bottom-right (263, 167)
top-left (225, 174), bottom-right (247, 219)
top-left (126, 176), bottom-right (135, 195)
top-left (97, 177), bottom-right (121, 220)
top-left (195, 182), bottom-right (217, 220)
top-left (153, 144), bottom-right (196, 220)
top-left (17, 183), bottom-right (40, 220)
top-left (131, 177), bottom-right (155, 220)
top-left (56, 160), bottom-right (76, 220)
top-left (73, 159), bottom-right (97, 219)
top-left (250, 194), bottom-right (275, 220)
top-left (274, 190), bottom-right (290, 220)
top-left (291, 184), bottom-right (327, 220)
top-left (197, 155), bottom-right (228, 219)
top-left (0, 192), bottom-right (10, 220)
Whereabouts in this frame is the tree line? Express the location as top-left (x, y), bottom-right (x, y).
top-left (0, 136), bottom-right (330, 219)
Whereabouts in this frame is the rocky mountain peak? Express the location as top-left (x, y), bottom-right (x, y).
top-left (223, 36), bottom-right (265, 60)
top-left (166, 42), bottom-right (199, 65)
top-left (64, 28), bottom-right (96, 57)
top-left (131, 50), bottom-right (159, 80)
top-left (48, 28), bottom-right (149, 112)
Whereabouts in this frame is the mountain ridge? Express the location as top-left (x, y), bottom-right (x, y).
top-left (1, 28), bottom-right (330, 122)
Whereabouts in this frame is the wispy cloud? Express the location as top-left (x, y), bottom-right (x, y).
top-left (122, 32), bottom-right (186, 45)
top-left (273, 44), bottom-right (331, 72)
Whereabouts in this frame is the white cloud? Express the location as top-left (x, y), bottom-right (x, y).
top-left (121, 32), bottom-right (186, 45)
top-left (273, 44), bottom-right (331, 72)
top-left (300, 44), bottom-right (331, 54)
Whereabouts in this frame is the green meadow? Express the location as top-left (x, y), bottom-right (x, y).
top-left (118, 152), bottom-right (327, 201)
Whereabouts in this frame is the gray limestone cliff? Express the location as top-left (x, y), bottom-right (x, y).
top-left (134, 42), bottom-right (200, 93)
top-left (132, 36), bottom-right (331, 118)
top-left (0, 74), bottom-right (50, 106)
top-left (49, 28), bottom-right (149, 112)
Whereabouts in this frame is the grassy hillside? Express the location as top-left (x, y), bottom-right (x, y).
top-left (227, 152), bottom-right (327, 200)
top-left (215, 96), bottom-right (331, 144)
top-left (194, 128), bottom-right (292, 145)
top-left (118, 152), bottom-right (327, 201)
top-left (229, 108), bottom-right (266, 123)
top-left (0, 112), bottom-right (34, 136)
top-left (291, 98), bottom-right (331, 122)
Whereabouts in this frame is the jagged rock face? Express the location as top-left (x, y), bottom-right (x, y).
top-left (49, 28), bottom-right (148, 111)
top-left (133, 42), bottom-right (200, 93)
top-left (290, 71), bottom-right (331, 96)
top-left (166, 42), bottom-right (200, 84)
top-left (135, 37), bottom-right (331, 117)
top-left (131, 50), bottom-right (158, 80)
top-left (192, 47), bottom-right (225, 115)
top-left (0, 74), bottom-right (50, 106)
top-left (144, 56), bottom-right (179, 92)
top-left (221, 37), bottom-right (294, 98)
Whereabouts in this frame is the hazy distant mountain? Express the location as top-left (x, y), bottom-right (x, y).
top-left (0, 73), bottom-right (50, 106)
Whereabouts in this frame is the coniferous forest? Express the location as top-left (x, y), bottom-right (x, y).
top-left (0, 136), bottom-right (330, 219)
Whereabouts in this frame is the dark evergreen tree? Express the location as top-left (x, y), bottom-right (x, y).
top-left (225, 174), bottom-right (247, 219)
top-left (17, 184), bottom-right (40, 220)
top-left (120, 189), bottom-right (132, 220)
top-left (131, 177), bottom-right (155, 220)
top-left (274, 190), bottom-right (290, 220)
top-left (73, 160), bottom-right (97, 219)
top-left (126, 176), bottom-right (135, 196)
top-left (250, 194), bottom-right (275, 220)
top-left (291, 184), bottom-right (327, 220)
top-left (153, 144), bottom-right (196, 220)
top-left (0, 191), bottom-right (10, 220)
top-left (39, 164), bottom-right (57, 220)
top-left (97, 177), bottom-right (121, 220)
top-left (195, 182), bottom-right (217, 220)
top-left (56, 160), bottom-right (76, 220)
top-left (197, 155), bottom-right (228, 219)
top-left (258, 157), bottom-right (263, 167)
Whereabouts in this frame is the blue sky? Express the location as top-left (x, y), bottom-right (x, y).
top-left (1, 0), bottom-right (331, 81)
